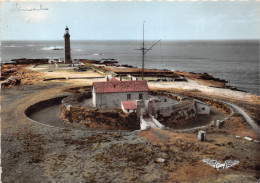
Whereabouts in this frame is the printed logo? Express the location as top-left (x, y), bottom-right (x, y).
top-left (203, 159), bottom-right (239, 170)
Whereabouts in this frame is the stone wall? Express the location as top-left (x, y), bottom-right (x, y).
top-left (146, 97), bottom-right (195, 118)
top-left (156, 101), bottom-right (182, 117)
top-left (140, 116), bottom-right (151, 130)
top-left (61, 92), bottom-right (92, 106)
top-left (149, 114), bottom-right (165, 129)
top-left (157, 100), bottom-right (197, 126)
top-left (25, 96), bottom-right (67, 117)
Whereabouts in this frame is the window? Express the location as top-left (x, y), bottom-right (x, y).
top-left (139, 93), bottom-right (143, 100)
top-left (127, 94), bottom-right (131, 100)
top-left (202, 107), bottom-right (205, 110)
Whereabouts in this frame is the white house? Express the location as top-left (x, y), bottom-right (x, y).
top-left (92, 77), bottom-right (150, 108)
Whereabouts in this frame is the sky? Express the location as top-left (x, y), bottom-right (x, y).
top-left (2, 1), bottom-right (260, 40)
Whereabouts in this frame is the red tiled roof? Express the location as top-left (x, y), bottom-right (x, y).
top-left (108, 77), bottom-right (120, 83)
top-left (121, 101), bottom-right (136, 110)
top-left (93, 78), bottom-right (150, 94)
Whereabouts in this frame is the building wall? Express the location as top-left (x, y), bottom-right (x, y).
top-left (94, 91), bottom-right (148, 108)
top-left (157, 102), bottom-right (174, 109)
top-left (92, 87), bottom-right (97, 107)
top-left (157, 105), bottom-right (175, 117)
top-left (195, 102), bottom-right (210, 114)
top-left (150, 100), bottom-right (197, 118)
top-left (149, 101), bottom-right (178, 117)
top-left (147, 100), bottom-right (157, 117)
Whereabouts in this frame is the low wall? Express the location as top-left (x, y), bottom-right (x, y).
top-left (158, 99), bottom-right (196, 119)
top-left (156, 101), bottom-right (181, 117)
top-left (61, 92), bottom-right (92, 106)
top-left (149, 90), bottom-right (195, 117)
top-left (25, 96), bottom-right (67, 117)
top-left (157, 102), bottom-right (197, 127)
top-left (62, 86), bottom-right (92, 94)
top-left (140, 117), bottom-right (151, 130)
top-left (149, 91), bottom-right (181, 101)
top-left (149, 114), bottom-right (165, 129)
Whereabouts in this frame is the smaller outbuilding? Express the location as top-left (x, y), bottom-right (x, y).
top-left (194, 99), bottom-right (211, 114)
top-left (121, 101), bottom-right (137, 113)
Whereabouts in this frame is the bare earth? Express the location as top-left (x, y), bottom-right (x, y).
top-left (1, 65), bottom-right (260, 183)
top-left (149, 79), bottom-right (253, 102)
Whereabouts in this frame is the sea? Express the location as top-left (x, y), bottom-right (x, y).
top-left (1, 40), bottom-right (259, 96)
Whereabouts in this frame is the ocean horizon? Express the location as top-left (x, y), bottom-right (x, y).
top-left (1, 40), bottom-right (259, 95)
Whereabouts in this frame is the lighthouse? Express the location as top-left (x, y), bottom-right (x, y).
top-left (64, 26), bottom-right (72, 64)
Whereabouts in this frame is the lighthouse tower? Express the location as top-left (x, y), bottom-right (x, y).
top-left (64, 26), bottom-right (72, 64)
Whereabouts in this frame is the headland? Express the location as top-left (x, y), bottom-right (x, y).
top-left (1, 58), bottom-right (260, 182)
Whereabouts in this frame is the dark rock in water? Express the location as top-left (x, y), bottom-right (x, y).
top-left (174, 78), bottom-right (187, 82)
top-left (208, 85), bottom-right (246, 92)
top-left (75, 59), bottom-right (101, 64)
top-left (102, 60), bottom-right (118, 66)
top-left (225, 85), bottom-right (246, 92)
top-left (53, 48), bottom-right (63, 50)
top-left (120, 64), bottom-right (134, 68)
top-left (200, 73), bottom-right (228, 83)
top-left (200, 73), bottom-right (215, 80)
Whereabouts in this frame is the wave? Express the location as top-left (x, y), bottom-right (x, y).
top-left (3, 45), bottom-right (23, 48)
top-left (92, 53), bottom-right (104, 56)
top-left (73, 49), bottom-right (82, 52)
top-left (40, 46), bottom-right (64, 51)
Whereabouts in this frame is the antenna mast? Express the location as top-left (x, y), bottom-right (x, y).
top-left (135, 21), bottom-right (161, 80)
top-left (142, 21), bottom-right (145, 80)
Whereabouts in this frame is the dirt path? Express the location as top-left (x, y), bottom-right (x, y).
top-left (223, 101), bottom-right (260, 136)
